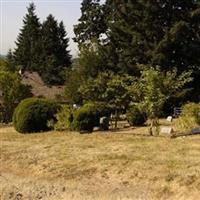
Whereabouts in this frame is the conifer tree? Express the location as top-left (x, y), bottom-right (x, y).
top-left (13, 3), bottom-right (41, 71)
top-left (74, 0), bottom-right (107, 46)
top-left (40, 14), bottom-right (71, 85)
top-left (6, 49), bottom-right (15, 72)
top-left (105, 0), bottom-right (200, 100)
top-left (58, 21), bottom-right (71, 68)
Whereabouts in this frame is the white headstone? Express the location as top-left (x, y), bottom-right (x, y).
top-left (166, 116), bottom-right (173, 122)
top-left (160, 126), bottom-right (173, 135)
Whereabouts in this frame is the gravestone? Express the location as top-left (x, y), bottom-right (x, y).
top-left (191, 127), bottom-right (200, 134)
top-left (166, 116), bottom-right (173, 122)
top-left (100, 116), bottom-right (109, 131)
top-left (160, 126), bottom-right (173, 135)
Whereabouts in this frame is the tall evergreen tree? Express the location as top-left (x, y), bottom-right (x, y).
top-left (105, 0), bottom-right (200, 100)
top-left (74, 0), bottom-right (108, 46)
top-left (6, 49), bottom-right (13, 63)
top-left (6, 49), bottom-right (15, 72)
top-left (40, 15), bottom-right (71, 85)
top-left (13, 3), bottom-right (41, 71)
top-left (58, 21), bottom-right (71, 68)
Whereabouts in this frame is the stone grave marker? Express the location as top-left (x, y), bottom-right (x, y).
top-left (191, 127), bottom-right (200, 134)
top-left (166, 116), bottom-right (173, 122)
top-left (160, 126), bottom-right (173, 135)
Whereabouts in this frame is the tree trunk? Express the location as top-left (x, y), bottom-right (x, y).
top-left (148, 118), bottom-right (160, 136)
top-left (114, 109), bottom-right (118, 129)
top-left (149, 120), bottom-right (153, 136)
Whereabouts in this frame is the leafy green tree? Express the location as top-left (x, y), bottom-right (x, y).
top-left (0, 58), bottom-right (12, 72)
top-left (80, 72), bottom-right (134, 128)
top-left (40, 14), bottom-right (71, 85)
top-left (65, 67), bottom-right (83, 105)
top-left (133, 66), bottom-right (192, 135)
top-left (0, 71), bottom-right (32, 123)
top-left (13, 3), bottom-right (41, 71)
top-left (64, 42), bottom-right (108, 105)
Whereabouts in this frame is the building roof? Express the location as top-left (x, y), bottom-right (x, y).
top-left (21, 71), bottom-right (65, 100)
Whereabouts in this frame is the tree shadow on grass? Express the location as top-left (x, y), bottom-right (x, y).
top-left (171, 132), bottom-right (200, 139)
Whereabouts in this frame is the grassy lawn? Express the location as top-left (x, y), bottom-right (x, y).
top-left (0, 126), bottom-right (200, 200)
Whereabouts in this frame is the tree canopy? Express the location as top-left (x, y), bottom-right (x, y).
top-left (40, 15), bottom-right (71, 85)
top-left (71, 0), bottom-right (200, 107)
top-left (0, 64), bottom-right (32, 122)
top-left (13, 3), bottom-right (41, 71)
top-left (13, 3), bottom-right (72, 85)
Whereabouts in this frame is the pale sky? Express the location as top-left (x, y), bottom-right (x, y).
top-left (0, 0), bottom-right (86, 57)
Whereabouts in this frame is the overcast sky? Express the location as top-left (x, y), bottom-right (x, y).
top-left (0, 0), bottom-right (85, 57)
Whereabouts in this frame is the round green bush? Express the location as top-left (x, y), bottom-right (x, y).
top-left (71, 103), bottom-right (99, 133)
top-left (13, 98), bottom-right (60, 133)
top-left (126, 106), bottom-right (146, 126)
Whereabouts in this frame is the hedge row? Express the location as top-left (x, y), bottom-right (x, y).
top-left (13, 98), bottom-right (148, 134)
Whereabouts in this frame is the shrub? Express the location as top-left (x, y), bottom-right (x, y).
top-left (13, 98), bottom-right (60, 133)
top-left (181, 103), bottom-right (200, 125)
top-left (175, 103), bottom-right (200, 132)
top-left (84, 102), bottom-right (111, 125)
top-left (126, 105), bottom-right (146, 126)
top-left (54, 105), bottom-right (73, 131)
top-left (0, 71), bottom-right (32, 123)
top-left (71, 103), bottom-right (99, 133)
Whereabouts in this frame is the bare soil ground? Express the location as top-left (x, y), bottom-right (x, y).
top-left (0, 124), bottom-right (200, 200)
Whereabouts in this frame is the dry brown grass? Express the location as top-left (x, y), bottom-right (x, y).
top-left (0, 124), bottom-right (200, 200)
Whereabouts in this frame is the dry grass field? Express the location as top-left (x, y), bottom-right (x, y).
top-left (0, 124), bottom-right (200, 200)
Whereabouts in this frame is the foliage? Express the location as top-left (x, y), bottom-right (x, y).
top-left (104, 0), bottom-right (200, 100)
top-left (93, 101), bottom-right (112, 118)
top-left (0, 58), bottom-right (14, 72)
top-left (40, 15), bottom-right (71, 85)
top-left (74, 0), bottom-right (107, 46)
top-left (80, 72), bottom-right (134, 128)
top-left (64, 67), bottom-right (83, 105)
top-left (64, 43), bottom-right (109, 105)
top-left (182, 103), bottom-right (200, 125)
top-left (175, 103), bottom-right (200, 132)
top-left (71, 103), bottom-right (100, 133)
top-left (99, 116), bottom-right (109, 131)
top-left (73, 0), bottom-right (199, 117)
top-left (80, 72), bottom-right (133, 109)
top-left (13, 3), bottom-right (71, 85)
top-left (13, 98), bottom-right (60, 133)
top-left (54, 105), bottom-right (73, 131)
top-left (13, 3), bottom-right (41, 71)
top-left (6, 49), bottom-right (16, 72)
top-left (78, 41), bottom-right (107, 79)
top-left (134, 66), bottom-right (193, 119)
top-left (132, 66), bottom-right (192, 135)
top-left (0, 71), bottom-right (32, 123)
top-left (126, 105), bottom-right (146, 126)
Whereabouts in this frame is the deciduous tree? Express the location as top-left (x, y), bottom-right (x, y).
top-left (0, 71), bottom-right (32, 123)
